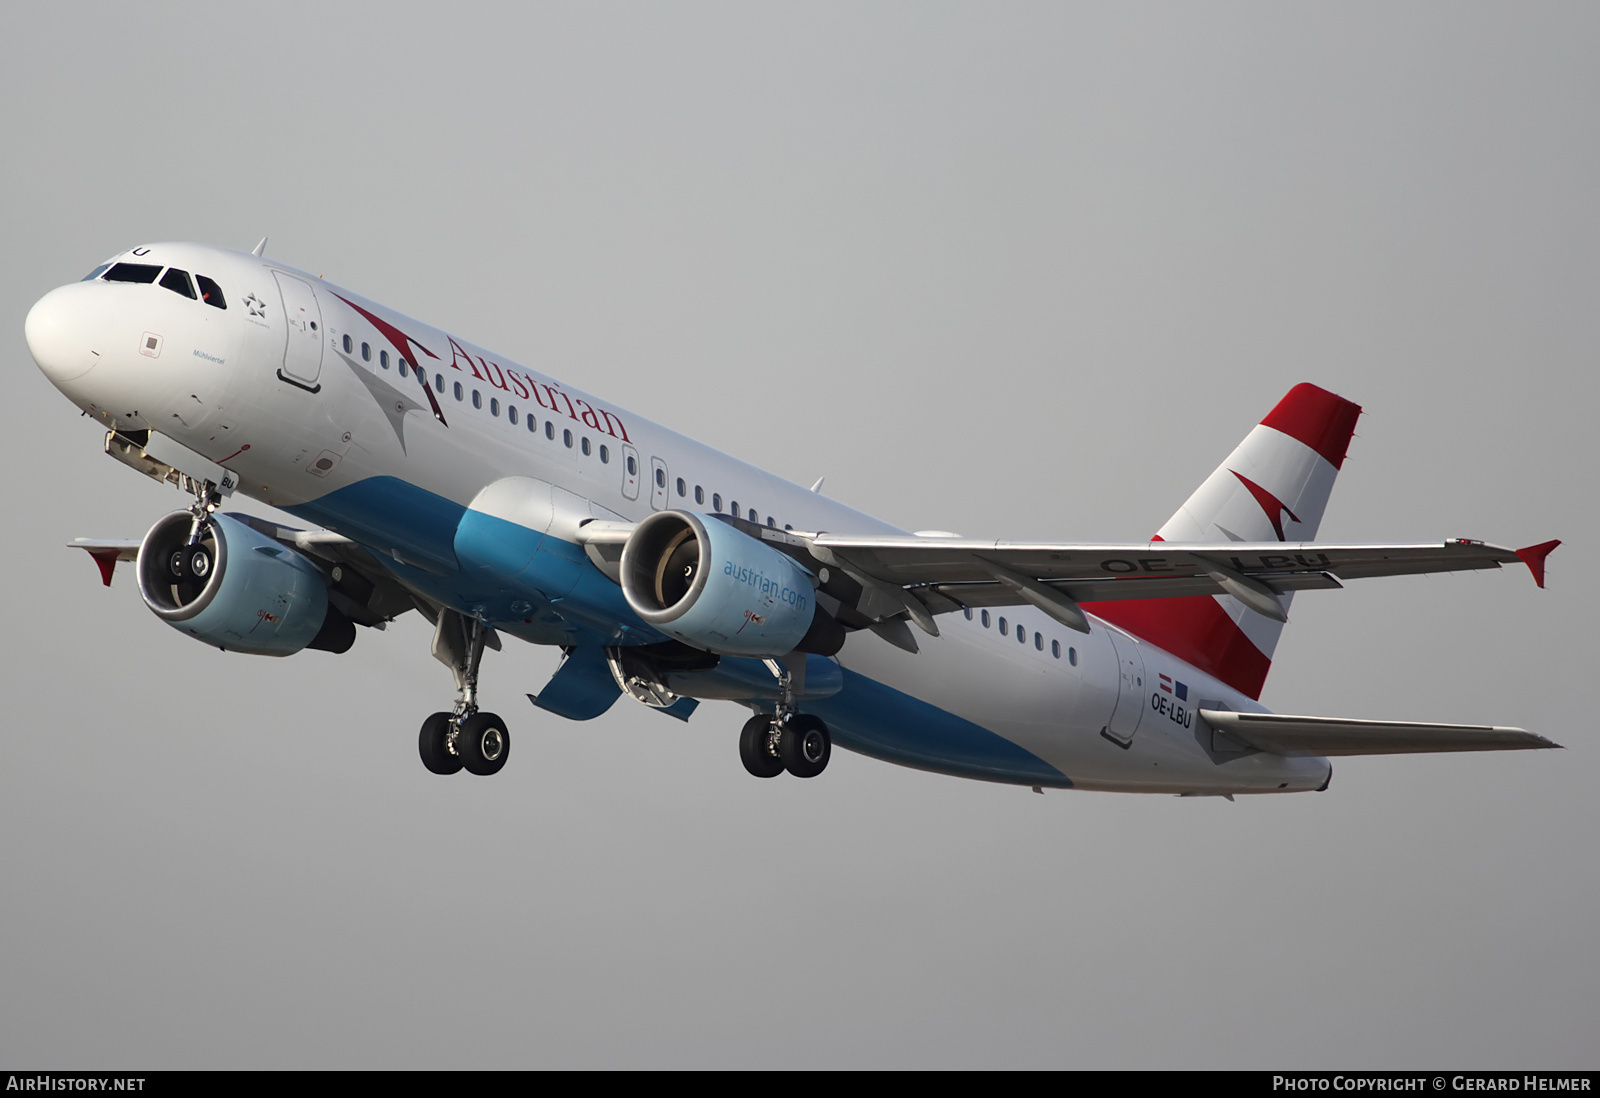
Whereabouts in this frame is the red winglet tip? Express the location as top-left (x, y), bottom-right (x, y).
top-left (1259, 383), bottom-right (1363, 470)
top-left (88, 550), bottom-right (119, 587)
top-left (1515, 540), bottom-right (1560, 589)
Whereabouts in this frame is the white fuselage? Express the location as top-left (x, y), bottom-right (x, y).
top-left (27, 242), bottom-right (1331, 794)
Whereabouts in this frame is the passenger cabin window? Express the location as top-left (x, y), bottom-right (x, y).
top-left (362, 342), bottom-right (372, 362)
top-left (508, 405), bottom-right (517, 424)
top-left (103, 263), bottom-right (161, 284)
top-left (981, 610), bottom-right (991, 628)
top-left (547, 422), bottom-right (556, 441)
top-left (600, 445), bottom-right (610, 463)
top-left (655, 469), bottom-right (666, 488)
top-left (471, 390), bottom-right (482, 409)
top-left (563, 429), bottom-right (573, 448)
top-left (343, 335), bottom-right (353, 353)
top-left (380, 350), bottom-right (390, 369)
top-left (676, 478), bottom-right (686, 497)
top-left (453, 382), bottom-right (464, 401)
top-left (195, 275), bottom-right (226, 309)
top-left (694, 486), bottom-right (704, 505)
top-left (712, 493), bottom-right (722, 512)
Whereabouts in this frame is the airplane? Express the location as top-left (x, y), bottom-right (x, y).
top-left (23, 240), bottom-right (1563, 794)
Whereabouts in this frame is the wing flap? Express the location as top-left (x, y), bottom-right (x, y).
top-left (1200, 710), bottom-right (1561, 757)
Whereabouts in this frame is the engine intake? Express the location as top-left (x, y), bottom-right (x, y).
top-left (136, 511), bottom-right (352, 656)
top-left (620, 510), bottom-right (843, 658)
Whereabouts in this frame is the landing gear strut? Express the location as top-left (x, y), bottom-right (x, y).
top-left (418, 610), bottom-right (510, 777)
top-left (739, 659), bottom-right (831, 779)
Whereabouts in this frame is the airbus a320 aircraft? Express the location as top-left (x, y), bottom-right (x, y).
top-left (25, 242), bottom-right (1562, 794)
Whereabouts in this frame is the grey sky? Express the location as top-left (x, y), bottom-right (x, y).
top-left (2, 3), bottom-right (1595, 1068)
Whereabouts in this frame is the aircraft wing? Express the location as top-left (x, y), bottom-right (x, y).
top-left (784, 530), bottom-right (1559, 635)
top-left (1199, 710), bottom-right (1562, 756)
top-left (580, 516), bottom-right (1557, 638)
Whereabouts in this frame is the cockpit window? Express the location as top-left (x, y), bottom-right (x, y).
top-left (81, 264), bottom-right (112, 282)
top-left (195, 275), bottom-right (226, 310)
top-left (103, 263), bottom-right (162, 284)
top-left (160, 268), bottom-right (197, 299)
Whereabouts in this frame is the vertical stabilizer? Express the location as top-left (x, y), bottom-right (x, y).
top-left (1088, 383), bottom-right (1362, 699)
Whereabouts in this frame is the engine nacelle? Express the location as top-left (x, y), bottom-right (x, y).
top-left (136, 511), bottom-right (350, 656)
top-left (620, 510), bottom-right (841, 658)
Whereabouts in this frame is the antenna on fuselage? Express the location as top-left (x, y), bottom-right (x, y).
top-left (251, 236), bottom-right (268, 257)
top-left (810, 476), bottom-right (826, 494)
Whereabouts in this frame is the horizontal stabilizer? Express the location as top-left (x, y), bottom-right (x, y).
top-left (1200, 710), bottom-right (1560, 756)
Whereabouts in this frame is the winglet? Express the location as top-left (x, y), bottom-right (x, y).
top-left (1515, 540), bottom-right (1560, 588)
top-left (87, 550), bottom-right (119, 587)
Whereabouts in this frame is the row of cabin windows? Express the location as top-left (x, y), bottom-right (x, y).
top-left (660, 474), bottom-right (786, 529)
top-left (91, 263), bottom-right (227, 309)
top-left (341, 332), bottom-right (616, 462)
top-left (342, 328), bottom-right (789, 528)
top-left (963, 607), bottom-right (1079, 665)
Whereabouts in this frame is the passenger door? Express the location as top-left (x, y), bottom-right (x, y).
top-left (649, 456), bottom-right (670, 510)
top-left (273, 271), bottom-right (324, 391)
top-left (1104, 629), bottom-right (1147, 746)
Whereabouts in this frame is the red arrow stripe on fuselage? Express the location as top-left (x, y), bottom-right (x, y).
top-left (332, 292), bottom-right (449, 428)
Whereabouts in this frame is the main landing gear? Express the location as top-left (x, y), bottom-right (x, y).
top-left (738, 659), bottom-right (831, 779)
top-left (418, 611), bottom-right (510, 777)
top-left (740, 712), bottom-right (831, 778)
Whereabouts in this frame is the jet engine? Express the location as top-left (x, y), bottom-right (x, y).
top-left (620, 510), bottom-right (844, 658)
top-left (136, 511), bottom-right (354, 656)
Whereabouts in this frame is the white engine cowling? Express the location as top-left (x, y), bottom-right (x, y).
top-left (136, 511), bottom-right (350, 656)
top-left (619, 510), bottom-right (840, 658)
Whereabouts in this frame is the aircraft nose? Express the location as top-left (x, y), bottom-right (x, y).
top-left (25, 283), bottom-right (100, 384)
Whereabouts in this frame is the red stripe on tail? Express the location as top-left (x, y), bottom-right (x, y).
top-left (1259, 383), bottom-right (1362, 470)
top-left (1087, 597), bottom-right (1273, 700)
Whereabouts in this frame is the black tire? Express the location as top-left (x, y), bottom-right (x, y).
top-left (779, 714), bottom-right (831, 778)
top-left (739, 714), bottom-right (784, 778)
top-left (418, 712), bottom-right (462, 775)
top-left (458, 711), bottom-right (510, 776)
